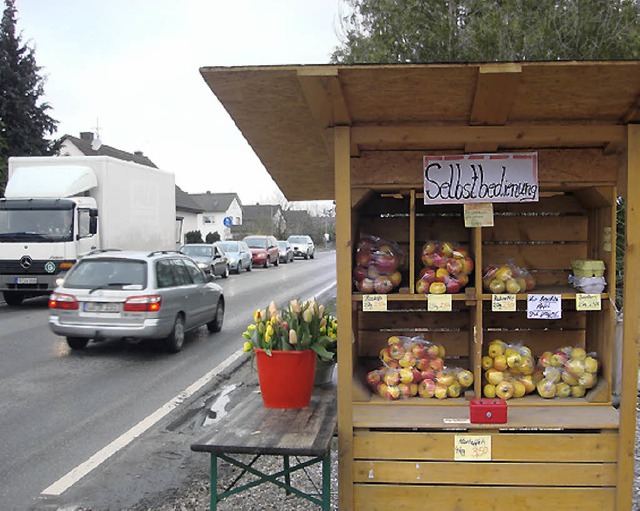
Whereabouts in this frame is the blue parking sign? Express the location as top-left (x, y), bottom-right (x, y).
top-left (223, 216), bottom-right (232, 227)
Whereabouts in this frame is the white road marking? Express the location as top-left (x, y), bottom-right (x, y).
top-left (41, 280), bottom-right (337, 496)
top-left (41, 348), bottom-right (246, 496)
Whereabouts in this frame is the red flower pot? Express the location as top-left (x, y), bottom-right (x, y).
top-left (255, 348), bottom-right (317, 408)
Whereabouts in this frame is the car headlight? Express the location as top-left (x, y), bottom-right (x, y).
top-left (197, 262), bottom-right (208, 269)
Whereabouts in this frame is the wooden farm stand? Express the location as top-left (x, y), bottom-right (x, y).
top-left (200, 62), bottom-right (640, 510)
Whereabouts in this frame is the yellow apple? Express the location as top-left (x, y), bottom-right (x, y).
top-left (447, 381), bottom-right (462, 398)
top-left (436, 370), bottom-right (455, 387)
top-left (584, 356), bottom-right (599, 373)
top-left (434, 384), bottom-right (449, 400)
top-left (493, 355), bottom-right (508, 371)
top-left (512, 380), bottom-right (526, 398)
top-left (486, 368), bottom-right (505, 386)
top-left (483, 384), bottom-right (497, 398)
top-left (519, 375), bottom-right (536, 394)
top-left (571, 347), bottom-right (587, 361)
top-left (578, 372), bottom-right (597, 389)
top-left (495, 380), bottom-right (515, 400)
top-left (555, 382), bottom-right (571, 398)
top-left (488, 340), bottom-right (506, 358)
top-left (561, 371), bottom-right (579, 386)
top-left (506, 353), bottom-right (522, 369)
top-left (481, 356), bottom-right (494, 371)
top-left (571, 385), bottom-right (586, 398)
top-left (537, 379), bottom-right (556, 398)
top-left (565, 359), bottom-right (585, 377)
top-left (399, 367), bottom-right (414, 384)
top-left (457, 369), bottom-right (474, 388)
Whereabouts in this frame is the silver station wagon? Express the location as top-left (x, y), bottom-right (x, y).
top-left (48, 250), bottom-right (225, 352)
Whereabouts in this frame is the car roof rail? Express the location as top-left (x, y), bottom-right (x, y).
top-left (147, 250), bottom-right (181, 257)
top-left (86, 248), bottom-right (122, 255)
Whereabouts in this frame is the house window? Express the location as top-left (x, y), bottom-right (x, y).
top-left (203, 215), bottom-right (213, 224)
top-left (235, 216), bottom-right (242, 225)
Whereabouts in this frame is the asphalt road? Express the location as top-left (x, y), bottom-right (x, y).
top-left (0, 251), bottom-right (336, 510)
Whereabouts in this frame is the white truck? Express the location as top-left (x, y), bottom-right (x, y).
top-left (0, 155), bottom-right (177, 305)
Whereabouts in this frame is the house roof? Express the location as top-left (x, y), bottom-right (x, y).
top-left (60, 134), bottom-right (158, 168)
top-left (175, 185), bottom-right (204, 213)
top-left (199, 61), bottom-right (640, 201)
top-left (188, 192), bottom-right (241, 213)
top-left (243, 204), bottom-right (282, 221)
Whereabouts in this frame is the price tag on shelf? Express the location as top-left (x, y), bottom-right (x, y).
top-left (428, 294), bottom-right (452, 312)
top-left (492, 294), bottom-right (516, 312)
top-left (576, 293), bottom-right (601, 311)
top-left (527, 294), bottom-right (562, 319)
top-left (454, 435), bottom-right (492, 461)
top-left (362, 294), bottom-right (387, 312)
top-left (463, 203), bottom-right (494, 227)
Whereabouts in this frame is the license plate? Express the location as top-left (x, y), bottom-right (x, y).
top-left (84, 302), bottom-right (121, 313)
top-left (15, 277), bottom-right (37, 284)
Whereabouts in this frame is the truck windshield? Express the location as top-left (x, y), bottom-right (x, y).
top-left (0, 207), bottom-right (74, 242)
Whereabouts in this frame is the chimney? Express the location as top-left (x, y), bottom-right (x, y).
top-left (80, 132), bottom-right (94, 142)
top-left (134, 150), bottom-right (144, 156)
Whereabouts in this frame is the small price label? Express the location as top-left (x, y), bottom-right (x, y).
top-left (576, 293), bottom-right (601, 311)
top-left (527, 294), bottom-right (562, 320)
top-left (492, 294), bottom-right (516, 312)
top-left (464, 203), bottom-right (494, 227)
top-left (363, 294), bottom-right (387, 312)
top-left (428, 294), bottom-right (452, 312)
top-left (454, 435), bottom-right (492, 461)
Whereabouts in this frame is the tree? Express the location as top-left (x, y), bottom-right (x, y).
top-left (0, 0), bottom-right (58, 195)
top-left (205, 231), bottom-right (221, 244)
top-left (332, 0), bottom-right (640, 63)
top-left (185, 230), bottom-right (204, 243)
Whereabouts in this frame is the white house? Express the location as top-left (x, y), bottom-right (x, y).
top-left (186, 192), bottom-right (243, 241)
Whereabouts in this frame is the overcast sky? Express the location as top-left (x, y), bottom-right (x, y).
top-left (15, 0), bottom-right (345, 205)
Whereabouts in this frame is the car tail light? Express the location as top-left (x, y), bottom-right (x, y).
top-left (123, 295), bottom-right (162, 312)
top-left (49, 293), bottom-right (79, 310)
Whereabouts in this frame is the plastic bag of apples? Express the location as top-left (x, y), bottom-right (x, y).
top-left (353, 235), bottom-right (405, 294)
top-left (416, 240), bottom-right (474, 295)
top-left (482, 261), bottom-right (536, 294)
top-left (365, 335), bottom-right (473, 400)
top-left (482, 339), bottom-right (537, 400)
top-left (533, 345), bottom-right (599, 398)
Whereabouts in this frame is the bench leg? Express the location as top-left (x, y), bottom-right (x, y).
top-left (210, 454), bottom-right (218, 511)
top-left (322, 449), bottom-right (331, 511)
top-left (283, 454), bottom-right (291, 495)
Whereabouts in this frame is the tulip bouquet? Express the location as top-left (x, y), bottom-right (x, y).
top-left (242, 299), bottom-right (338, 362)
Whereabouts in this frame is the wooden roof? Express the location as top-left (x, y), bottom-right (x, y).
top-left (199, 61), bottom-right (640, 201)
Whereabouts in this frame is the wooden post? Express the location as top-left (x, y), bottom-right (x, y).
top-left (334, 125), bottom-right (354, 510)
top-left (617, 123), bottom-right (640, 509)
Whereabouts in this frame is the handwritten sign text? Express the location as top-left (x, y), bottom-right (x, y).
top-left (527, 294), bottom-right (562, 320)
top-left (454, 435), bottom-right (492, 461)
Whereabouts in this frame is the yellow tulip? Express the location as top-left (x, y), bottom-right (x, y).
top-left (243, 341), bottom-right (253, 353)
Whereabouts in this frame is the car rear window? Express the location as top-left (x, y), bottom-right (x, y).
top-left (218, 241), bottom-right (238, 252)
top-left (288, 236), bottom-right (308, 244)
top-left (244, 237), bottom-right (267, 248)
top-left (64, 259), bottom-right (147, 289)
top-left (180, 245), bottom-right (212, 257)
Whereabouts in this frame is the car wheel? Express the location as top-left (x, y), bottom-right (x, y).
top-left (3, 291), bottom-right (24, 306)
top-left (222, 265), bottom-right (229, 278)
top-left (304, 253), bottom-right (309, 260)
top-left (247, 262), bottom-right (252, 272)
top-left (274, 256), bottom-right (279, 266)
top-left (236, 262), bottom-right (242, 274)
top-left (207, 298), bottom-right (225, 333)
top-left (310, 252), bottom-right (315, 259)
top-left (165, 315), bottom-right (185, 353)
top-left (264, 258), bottom-right (269, 268)
top-left (67, 337), bottom-right (89, 350)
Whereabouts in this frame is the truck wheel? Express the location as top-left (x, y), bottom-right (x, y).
top-left (67, 337), bottom-right (89, 350)
top-left (207, 298), bottom-right (225, 333)
top-left (3, 291), bottom-right (24, 306)
top-left (165, 315), bottom-right (185, 353)
top-left (222, 265), bottom-right (229, 278)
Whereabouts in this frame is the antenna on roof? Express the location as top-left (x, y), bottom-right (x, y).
top-left (91, 118), bottom-right (102, 150)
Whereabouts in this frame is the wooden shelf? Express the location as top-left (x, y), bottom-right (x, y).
top-left (353, 402), bottom-right (620, 430)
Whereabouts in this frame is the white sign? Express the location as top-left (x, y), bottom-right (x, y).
top-left (454, 435), bottom-right (492, 461)
top-left (527, 294), bottom-right (562, 320)
top-left (424, 152), bottom-right (538, 205)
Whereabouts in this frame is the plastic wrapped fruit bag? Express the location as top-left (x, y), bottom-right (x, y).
top-left (353, 235), bottom-right (405, 293)
top-left (415, 240), bottom-right (474, 294)
top-left (482, 261), bottom-right (536, 294)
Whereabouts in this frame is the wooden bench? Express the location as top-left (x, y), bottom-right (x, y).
top-left (191, 385), bottom-right (337, 510)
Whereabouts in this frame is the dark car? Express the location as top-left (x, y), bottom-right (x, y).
top-left (287, 235), bottom-right (315, 259)
top-left (48, 250), bottom-right (225, 353)
top-left (243, 235), bottom-right (280, 268)
top-left (179, 243), bottom-right (230, 278)
top-left (277, 240), bottom-right (294, 264)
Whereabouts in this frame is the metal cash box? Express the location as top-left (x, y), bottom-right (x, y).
top-left (469, 398), bottom-right (507, 424)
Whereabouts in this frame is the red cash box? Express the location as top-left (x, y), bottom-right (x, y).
top-left (469, 398), bottom-right (507, 424)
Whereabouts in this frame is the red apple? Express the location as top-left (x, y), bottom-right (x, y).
top-left (374, 253), bottom-right (399, 274)
top-left (446, 258), bottom-right (464, 276)
top-left (367, 265), bottom-right (382, 280)
top-left (418, 378), bottom-right (436, 398)
top-left (356, 249), bottom-right (373, 267)
top-left (419, 268), bottom-right (436, 283)
top-left (353, 265), bottom-right (368, 282)
top-left (431, 252), bottom-right (447, 268)
top-left (356, 278), bottom-right (375, 293)
top-left (415, 278), bottom-right (429, 294)
top-left (462, 257), bottom-right (474, 274)
top-left (383, 370), bottom-right (400, 386)
top-left (388, 343), bottom-right (405, 360)
top-left (446, 277), bottom-right (461, 294)
top-left (420, 368), bottom-right (436, 381)
top-left (366, 370), bottom-right (381, 388)
top-left (429, 357), bottom-right (445, 371)
top-left (456, 274), bottom-right (469, 288)
top-left (373, 276), bottom-right (394, 294)
top-left (414, 357), bottom-right (430, 371)
top-left (412, 344), bottom-right (427, 359)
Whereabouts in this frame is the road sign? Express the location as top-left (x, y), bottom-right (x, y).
top-left (223, 216), bottom-right (233, 227)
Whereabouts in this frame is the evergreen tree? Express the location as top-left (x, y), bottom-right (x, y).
top-left (332, 0), bottom-right (640, 63)
top-left (0, 0), bottom-right (58, 195)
